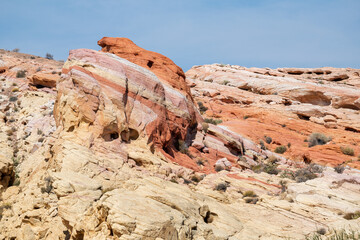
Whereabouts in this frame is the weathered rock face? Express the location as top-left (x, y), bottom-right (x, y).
top-left (186, 64), bottom-right (360, 168)
top-left (29, 72), bottom-right (59, 88)
top-left (98, 37), bottom-right (192, 101)
top-left (56, 48), bottom-right (199, 157)
top-left (1, 44), bottom-right (360, 240)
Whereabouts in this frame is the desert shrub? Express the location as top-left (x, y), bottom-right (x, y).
top-left (9, 96), bottom-right (18, 102)
top-left (274, 145), bottom-right (287, 154)
top-left (334, 165), bottom-right (345, 174)
top-left (316, 228), bottom-right (326, 236)
top-left (215, 183), bottom-right (228, 192)
top-left (36, 67), bottom-right (42, 72)
top-left (222, 80), bottom-right (230, 85)
top-left (11, 87), bottom-right (19, 92)
top-left (170, 178), bottom-right (178, 184)
top-left (243, 115), bottom-right (250, 120)
top-left (30, 56), bottom-right (36, 59)
top-left (16, 70), bottom-right (26, 78)
top-left (308, 133), bottom-right (331, 147)
top-left (306, 228), bottom-right (360, 240)
top-left (340, 146), bottom-right (354, 156)
top-left (201, 122), bottom-right (209, 133)
top-left (252, 162), bottom-right (279, 175)
top-left (243, 190), bottom-right (257, 198)
top-left (279, 180), bottom-right (287, 193)
top-left (178, 140), bottom-right (188, 154)
top-left (287, 143), bottom-right (291, 148)
top-left (204, 118), bottom-right (222, 125)
top-left (265, 136), bottom-right (272, 144)
top-left (259, 140), bottom-right (266, 150)
top-left (196, 159), bottom-right (204, 166)
top-left (191, 175), bottom-right (201, 183)
top-left (215, 165), bottom-right (224, 172)
top-left (45, 53), bottom-right (54, 60)
top-left (197, 101), bottom-right (208, 114)
top-left (40, 177), bottom-right (53, 194)
top-left (12, 48), bottom-right (20, 52)
top-left (343, 211), bottom-right (360, 220)
top-left (294, 168), bottom-right (317, 183)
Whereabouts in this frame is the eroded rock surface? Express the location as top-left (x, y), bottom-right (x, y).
top-left (0, 43), bottom-right (359, 240)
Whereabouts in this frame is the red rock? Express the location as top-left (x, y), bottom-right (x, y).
top-left (29, 72), bottom-right (59, 88)
top-left (98, 37), bottom-right (193, 101)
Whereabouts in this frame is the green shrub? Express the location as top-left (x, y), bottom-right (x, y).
top-left (178, 140), bottom-right (188, 154)
top-left (222, 80), bottom-right (230, 85)
top-left (308, 133), bottom-right (331, 147)
top-left (197, 101), bottom-right (208, 114)
top-left (204, 118), bottom-right (222, 125)
top-left (201, 122), bottom-right (209, 133)
top-left (215, 165), bottom-right (224, 172)
top-left (16, 70), bottom-right (26, 78)
top-left (215, 183), bottom-right (228, 192)
top-left (45, 53), bottom-right (54, 60)
top-left (9, 96), bottom-right (18, 102)
top-left (340, 146), bottom-right (354, 156)
top-left (274, 145), bottom-right (287, 154)
top-left (344, 211), bottom-right (360, 220)
top-left (251, 162), bottom-right (279, 175)
top-left (334, 165), bottom-right (345, 174)
top-left (259, 140), bottom-right (266, 150)
top-left (242, 190), bottom-right (256, 198)
top-left (265, 136), bottom-right (272, 144)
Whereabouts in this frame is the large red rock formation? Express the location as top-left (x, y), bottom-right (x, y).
top-left (98, 37), bottom-right (192, 101)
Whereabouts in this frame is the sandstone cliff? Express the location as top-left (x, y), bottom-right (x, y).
top-left (0, 43), bottom-right (359, 239)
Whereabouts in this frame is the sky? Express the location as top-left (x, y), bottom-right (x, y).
top-left (0, 0), bottom-right (359, 71)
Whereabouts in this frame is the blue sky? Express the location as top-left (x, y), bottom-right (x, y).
top-left (1, 0), bottom-right (359, 70)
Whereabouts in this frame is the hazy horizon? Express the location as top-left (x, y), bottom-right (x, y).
top-left (1, 0), bottom-right (359, 71)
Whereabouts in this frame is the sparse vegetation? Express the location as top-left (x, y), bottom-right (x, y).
top-left (12, 48), bottom-right (20, 52)
top-left (306, 228), bottom-right (360, 240)
top-left (45, 53), bottom-right (54, 60)
top-left (201, 122), bottom-right (209, 133)
top-left (40, 177), bottom-right (53, 194)
top-left (242, 190), bottom-right (257, 198)
top-left (308, 133), bottom-right (331, 147)
top-left (274, 145), bottom-right (287, 154)
top-left (9, 96), bottom-right (18, 102)
top-left (243, 115), bottom-right (250, 120)
top-left (340, 146), bottom-right (354, 156)
top-left (259, 140), bottom-right (266, 150)
top-left (343, 211), bottom-right (360, 220)
top-left (215, 182), bottom-right (228, 192)
top-left (16, 70), bottom-right (26, 78)
top-left (222, 80), bottom-right (230, 85)
top-left (204, 118), bottom-right (222, 125)
top-left (316, 228), bottom-right (326, 236)
top-left (178, 139), bottom-right (189, 155)
top-left (334, 165), bottom-right (345, 174)
top-left (265, 136), bottom-right (272, 144)
top-left (197, 101), bottom-right (208, 114)
top-left (252, 162), bottom-right (279, 175)
top-left (215, 165), bottom-right (224, 172)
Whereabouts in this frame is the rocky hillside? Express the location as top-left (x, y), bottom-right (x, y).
top-left (0, 41), bottom-right (359, 240)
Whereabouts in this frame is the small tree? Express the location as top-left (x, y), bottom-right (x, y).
top-left (45, 53), bottom-right (54, 60)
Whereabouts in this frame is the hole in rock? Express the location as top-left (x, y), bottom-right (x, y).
top-left (345, 127), bottom-right (360, 133)
top-left (67, 126), bottom-right (75, 132)
top-left (297, 114), bottom-right (310, 121)
top-left (147, 60), bottom-right (154, 68)
top-left (204, 211), bottom-right (218, 224)
top-left (336, 104), bottom-right (360, 110)
top-left (34, 84), bottom-right (46, 89)
top-left (120, 128), bottom-right (139, 142)
top-left (102, 123), bottom-right (120, 142)
top-left (0, 69), bottom-right (6, 74)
